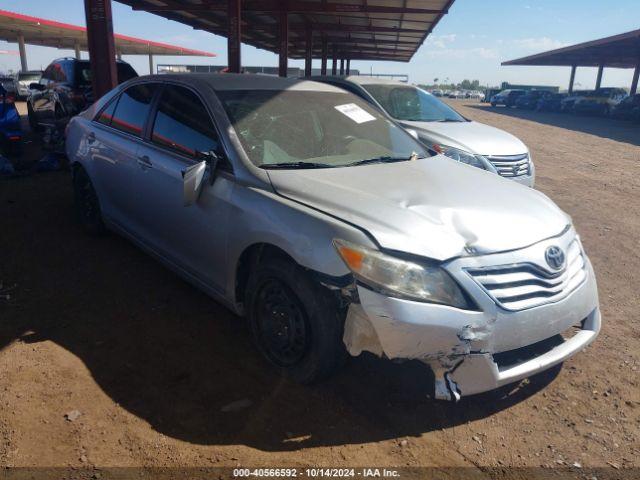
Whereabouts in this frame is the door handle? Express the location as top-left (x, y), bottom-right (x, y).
top-left (137, 155), bottom-right (153, 169)
top-left (87, 132), bottom-right (95, 143)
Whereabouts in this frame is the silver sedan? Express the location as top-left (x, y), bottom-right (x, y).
top-left (65, 74), bottom-right (600, 399)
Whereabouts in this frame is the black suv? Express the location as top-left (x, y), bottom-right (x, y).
top-left (27, 58), bottom-right (138, 137)
top-left (490, 89), bottom-right (526, 108)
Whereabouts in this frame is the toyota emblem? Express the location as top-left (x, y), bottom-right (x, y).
top-left (545, 246), bottom-right (565, 270)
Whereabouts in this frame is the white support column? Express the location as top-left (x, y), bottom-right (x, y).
top-left (18, 34), bottom-right (28, 71)
top-left (74, 41), bottom-right (81, 59)
top-left (117, 51), bottom-right (122, 61)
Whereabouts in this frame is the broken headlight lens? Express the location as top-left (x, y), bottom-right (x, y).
top-left (432, 144), bottom-right (487, 170)
top-left (333, 239), bottom-right (469, 308)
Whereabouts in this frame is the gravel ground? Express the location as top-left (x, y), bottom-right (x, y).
top-left (1, 100), bottom-right (638, 478)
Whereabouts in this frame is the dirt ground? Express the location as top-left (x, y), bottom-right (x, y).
top-left (1, 100), bottom-right (639, 478)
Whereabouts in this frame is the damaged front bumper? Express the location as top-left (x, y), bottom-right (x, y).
top-left (342, 229), bottom-right (601, 400)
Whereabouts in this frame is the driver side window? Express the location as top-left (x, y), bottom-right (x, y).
top-left (151, 85), bottom-right (220, 159)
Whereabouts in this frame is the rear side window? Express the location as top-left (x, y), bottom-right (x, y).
top-left (151, 85), bottom-right (220, 158)
top-left (96, 98), bottom-right (118, 126)
top-left (110, 84), bottom-right (156, 137)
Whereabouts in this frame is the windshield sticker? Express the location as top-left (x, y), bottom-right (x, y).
top-left (334, 103), bottom-right (376, 124)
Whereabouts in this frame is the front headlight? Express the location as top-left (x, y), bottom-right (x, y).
top-left (333, 239), bottom-right (470, 309)
top-left (432, 144), bottom-right (487, 170)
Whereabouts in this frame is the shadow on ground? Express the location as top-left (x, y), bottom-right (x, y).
top-left (0, 171), bottom-right (560, 452)
top-left (466, 104), bottom-right (640, 147)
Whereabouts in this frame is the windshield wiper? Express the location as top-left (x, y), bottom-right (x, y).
top-left (435, 118), bottom-right (464, 122)
top-left (260, 161), bottom-right (335, 170)
top-left (344, 154), bottom-right (424, 167)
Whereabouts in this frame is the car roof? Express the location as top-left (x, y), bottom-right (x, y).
top-left (313, 75), bottom-right (413, 87)
top-left (344, 75), bottom-right (410, 86)
top-left (136, 73), bottom-right (347, 92)
top-left (49, 57), bottom-right (131, 65)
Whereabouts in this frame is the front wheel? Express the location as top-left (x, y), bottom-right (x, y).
top-left (73, 166), bottom-right (106, 235)
top-left (246, 257), bottom-right (347, 384)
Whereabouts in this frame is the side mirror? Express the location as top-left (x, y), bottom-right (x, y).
top-left (195, 149), bottom-right (222, 185)
top-left (182, 161), bottom-right (207, 206)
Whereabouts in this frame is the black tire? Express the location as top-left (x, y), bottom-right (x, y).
top-left (73, 166), bottom-right (106, 235)
top-left (246, 256), bottom-right (347, 384)
top-left (27, 103), bottom-right (41, 133)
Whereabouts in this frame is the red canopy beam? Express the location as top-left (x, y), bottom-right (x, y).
top-left (331, 46), bottom-right (337, 75)
top-left (278, 10), bottom-right (288, 77)
top-left (631, 64), bottom-right (639, 95)
top-left (320, 34), bottom-right (327, 75)
top-left (304, 26), bottom-right (312, 77)
top-left (84, 0), bottom-right (117, 98)
top-left (227, 0), bottom-right (241, 73)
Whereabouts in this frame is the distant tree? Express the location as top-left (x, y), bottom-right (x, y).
top-left (459, 79), bottom-right (481, 90)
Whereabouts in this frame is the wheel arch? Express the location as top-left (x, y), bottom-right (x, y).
top-left (234, 243), bottom-right (296, 309)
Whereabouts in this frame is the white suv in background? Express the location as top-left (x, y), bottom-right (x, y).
top-left (314, 76), bottom-right (535, 187)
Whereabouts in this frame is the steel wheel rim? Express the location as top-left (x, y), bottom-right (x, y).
top-left (255, 278), bottom-right (309, 367)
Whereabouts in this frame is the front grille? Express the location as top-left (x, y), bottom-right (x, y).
top-left (466, 239), bottom-right (587, 311)
top-left (486, 153), bottom-right (530, 178)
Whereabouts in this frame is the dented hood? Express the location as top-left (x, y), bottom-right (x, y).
top-left (267, 156), bottom-right (569, 261)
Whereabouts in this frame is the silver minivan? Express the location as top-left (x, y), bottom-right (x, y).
top-left (315, 76), bottom-right (535, 187)
top-left (65, 74), bottom-right (600, 400)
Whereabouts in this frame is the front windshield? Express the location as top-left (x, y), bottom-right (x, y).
top-left (361, 84), bottom-right (466, 122)
top-left (218, 89), bottom-right (428, 168)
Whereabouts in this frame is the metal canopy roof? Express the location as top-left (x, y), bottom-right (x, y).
top-left (116, 0), bottom-right (455, 62)
top-left (503, 29), bottom-right (640, 69)
top-left (0, 8), bottom-right (215, 57)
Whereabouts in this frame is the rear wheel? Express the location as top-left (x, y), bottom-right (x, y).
top-left (73, 166), bottom-right (106, 235)
top-left (246, 256), bottom-right (347, 384)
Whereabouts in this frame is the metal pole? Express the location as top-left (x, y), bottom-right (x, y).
top-left (117, 51), bottom-right (122, 61)
top-left (148, 50), bottom-right (154, 74)
top-left (304, 27), bottom-right (312, 77)
top-left (595, 65), bottom-right (604, 89)
top-left (331, 47), bottom-right (337, 75)
top-left (346, 58), bottom-right (350, 75)
top-left (74, 41), bottom-right (81, 59)
top-left (278, 10), bottom-right (288, 77)
top-left (631, 64), bottom-right (640, 95)
top-left (320, 35), bottom-right (327, 75)
top-left (568, 65), bottom-right (577, 94)
top-left (84, 0), bottom-right (117, 99)
top-left (227, 0), bottom-right (241, 73)
top-left (17, 34), bottom-right (28, 71)
top-left (339, 57), bottom-right (344, 75)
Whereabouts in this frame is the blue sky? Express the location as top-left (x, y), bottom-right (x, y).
top-left (1, 0), bottom-right (638, 89)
